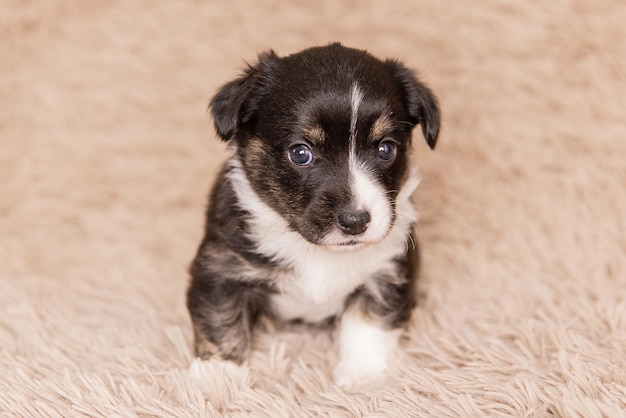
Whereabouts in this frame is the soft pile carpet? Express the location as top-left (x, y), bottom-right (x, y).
top-left (1, 1), bottom-right (625, 417)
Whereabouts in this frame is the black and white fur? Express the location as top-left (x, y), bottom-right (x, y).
top-left (187, 43), bottom-right (440, 387)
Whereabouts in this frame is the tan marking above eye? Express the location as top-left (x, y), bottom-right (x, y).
top-left (302, 125), bottom-right (325, 144)
top-left (370, 114), bottom-right (394, 141)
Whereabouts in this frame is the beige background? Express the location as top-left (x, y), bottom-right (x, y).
top-left (1, 1), bottom-right (625, 416)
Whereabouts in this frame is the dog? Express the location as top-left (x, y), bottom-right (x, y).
top-left (187, 43), bottom-right (440, 387)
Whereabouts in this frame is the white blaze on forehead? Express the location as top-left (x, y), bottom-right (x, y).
top-left (344, 83), bottom-right (393, 244)
top-left (350, 83), bottom-right (364, 142)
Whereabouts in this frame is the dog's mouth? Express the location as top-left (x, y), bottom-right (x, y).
top-left (335, 240), bottom-right (364, 248)
top-left (339, 240), bottom-right (360, 246)
top-left (325, 240), bottom-right (367, 252)
top-left (319, 229), bottom-right (390, 251)
top-left (314, 217), bottom-right (395, 251)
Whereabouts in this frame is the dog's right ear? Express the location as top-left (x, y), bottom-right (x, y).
top-left (209, 51), bottom-right (279, 141)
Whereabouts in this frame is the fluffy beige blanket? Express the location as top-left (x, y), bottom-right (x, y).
top-left (1, 1), bottom-right (625, 417)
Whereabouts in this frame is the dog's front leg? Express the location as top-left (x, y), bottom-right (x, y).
top-left (333, 277), bottom-right (414, 388)
top-left (187, 278), bottom-right (267, 382)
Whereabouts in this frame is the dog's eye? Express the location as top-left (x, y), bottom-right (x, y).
top-left (288, 144), bottom-right (314, 166)
top-left (377, 140), bottom-right (397, 163)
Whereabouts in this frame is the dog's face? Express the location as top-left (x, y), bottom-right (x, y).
top-left (210, 44), bottom-right (439, 250)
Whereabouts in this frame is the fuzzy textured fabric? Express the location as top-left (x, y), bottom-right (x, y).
top-left (1, 1), bottom-right (625, 417)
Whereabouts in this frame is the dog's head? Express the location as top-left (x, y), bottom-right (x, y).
top-left (210, 43), bottom-right (440, 250)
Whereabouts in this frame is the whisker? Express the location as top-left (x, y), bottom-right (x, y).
top-left (405, 231), bottom-right (416, 251)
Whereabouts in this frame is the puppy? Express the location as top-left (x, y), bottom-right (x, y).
top-left (187, 43), bottom-right (440, 387)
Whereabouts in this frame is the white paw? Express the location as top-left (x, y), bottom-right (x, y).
top-left (333, 358), bottom-right (386, 388)
top-left (188, 358), bottom-right (250, 386)
top-left (334, 313), bottom-right (401, 388)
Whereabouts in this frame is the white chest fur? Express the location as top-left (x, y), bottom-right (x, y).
top-left (227, 157), bottom-right (420, 323)
top-left (271, 238), bottom-right (405, 322)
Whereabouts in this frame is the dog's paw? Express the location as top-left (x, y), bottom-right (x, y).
top-left (188, 357), bottom-right (250, 386)
top-left (334, 313), bottom-right (402, 389)
top-left (332, 356), bottom-right (387, 388)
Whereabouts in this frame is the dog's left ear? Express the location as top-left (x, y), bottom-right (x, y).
top-left (388, 61), bottom-right (441, 149)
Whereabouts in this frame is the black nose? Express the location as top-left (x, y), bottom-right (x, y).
top-left (336, 210), bottom-right (371, 236)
